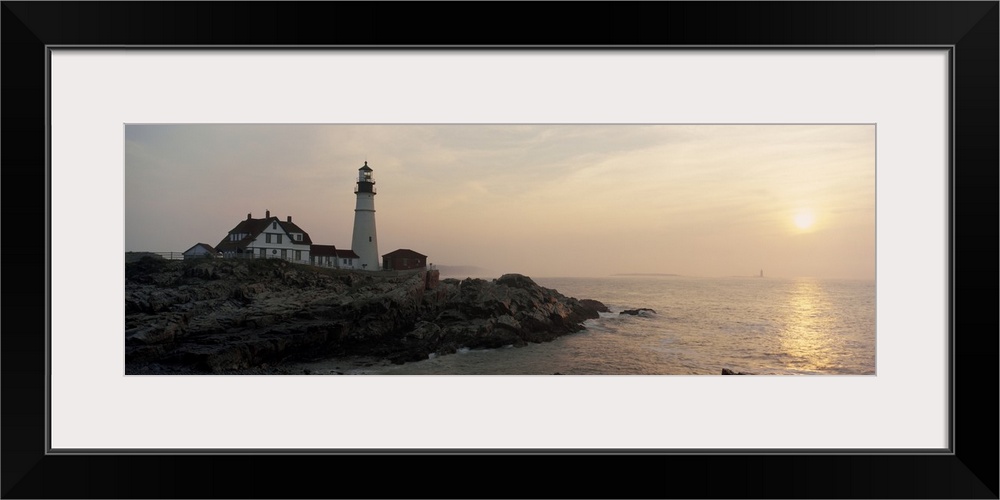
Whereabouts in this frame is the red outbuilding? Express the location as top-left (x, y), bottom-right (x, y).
top-left (382, 249), bottom-right (427, 271)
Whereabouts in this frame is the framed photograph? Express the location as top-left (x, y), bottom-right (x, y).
top-left (4, 2), bottom-right (996, 498)
top-left (120, 122), bottom-right (879, 378)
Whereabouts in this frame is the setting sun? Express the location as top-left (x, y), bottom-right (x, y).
top-left (794, 210), bottom-right (816, 230)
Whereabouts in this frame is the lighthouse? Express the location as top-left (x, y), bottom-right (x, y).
top-left (351, 161), bottom-right (380, 270)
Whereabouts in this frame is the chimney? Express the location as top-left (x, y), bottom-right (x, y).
top-left (266, 209), bottom-right (270, 218)
top-left (247, 213), bottom-right (252, 220)
top-left (287, 216), bottom-right (292, 222)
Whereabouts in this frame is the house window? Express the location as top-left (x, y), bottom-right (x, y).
top-left (296, 234), bottom-right (302, 241)
top-left (369, 236), bottom-right (372, 242)
top-left (266, 234), bottom-right (272, 243)
top-left (343, 259), bottom-right (348, 264)
top-left (276, 234), bottom-right (282, 244)
top-left (259, 248), bottom-right (265, 257)
top-left (295, 250), bottom-right (301, 261)
top-left (272, 222), bottom-right (277, 230)
top-left (281, 249), bottom-right (287, 259)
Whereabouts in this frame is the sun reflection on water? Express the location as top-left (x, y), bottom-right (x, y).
top-left (779, 278), bottom-right (840, 373)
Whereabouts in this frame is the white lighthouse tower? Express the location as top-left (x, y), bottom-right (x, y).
top-left (351, 161), bottom-right (380, 270)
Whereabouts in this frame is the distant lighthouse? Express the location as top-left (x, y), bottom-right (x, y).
top-left (351, 161), bottom-right (380, 270)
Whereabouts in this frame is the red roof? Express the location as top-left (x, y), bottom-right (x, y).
top-left (310, 244), bottom-right (338, 257)
top-left (382, 248), bottom-right (427, 259)
top-left (335, 249), bottom-right (359, 259)
top-left (311, 245), bottom-right (359, 259)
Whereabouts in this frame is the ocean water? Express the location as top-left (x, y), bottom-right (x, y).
top-left (300, 276), bottom-right (876, 375)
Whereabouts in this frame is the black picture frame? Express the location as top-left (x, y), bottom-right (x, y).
top-left (3, 2), bottom-right (997, 498)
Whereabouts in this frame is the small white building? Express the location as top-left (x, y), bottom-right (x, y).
top-left (215, 210), bottom-right (312, 263)
top-left (310, 244), bottom-right (339, 268)
top-left (334, 248), bottom-right (361, 270)
top-left (308, 245), bottom-right (362, 269)
top-left (182, 243), bottom-right (218, 259)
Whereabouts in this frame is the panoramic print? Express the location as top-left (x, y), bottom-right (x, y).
top-left (124, 124), bottom-right (875, 375)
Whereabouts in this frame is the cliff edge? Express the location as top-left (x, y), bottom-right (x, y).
top-left (125, 257), bottom-right (606, 373)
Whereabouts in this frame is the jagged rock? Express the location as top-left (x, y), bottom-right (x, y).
top-left (125, 258), bottom-right (605, 374)
top-left (495, 273), bottom-right (538, 290)
top-left (620, 308), bottom-right (656, 316)
top-left (579, 299), bottom-right (610, 313)
top-left (185, 263), bottom-right (221, 280)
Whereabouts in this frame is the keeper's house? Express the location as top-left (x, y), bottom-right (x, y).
top-left (382, 249), bottom-right (427, 271)
top-left (216, 210), bottom-right (312, 263)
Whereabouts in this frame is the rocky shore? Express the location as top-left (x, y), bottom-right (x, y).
top-left (125, 257), bottom-right (607, 374)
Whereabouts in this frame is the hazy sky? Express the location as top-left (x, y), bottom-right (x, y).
top-left (124, 124), bottom-right (875, 279)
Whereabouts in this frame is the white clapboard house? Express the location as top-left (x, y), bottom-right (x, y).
top-left (215, 210), bottom-right (312, 263)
